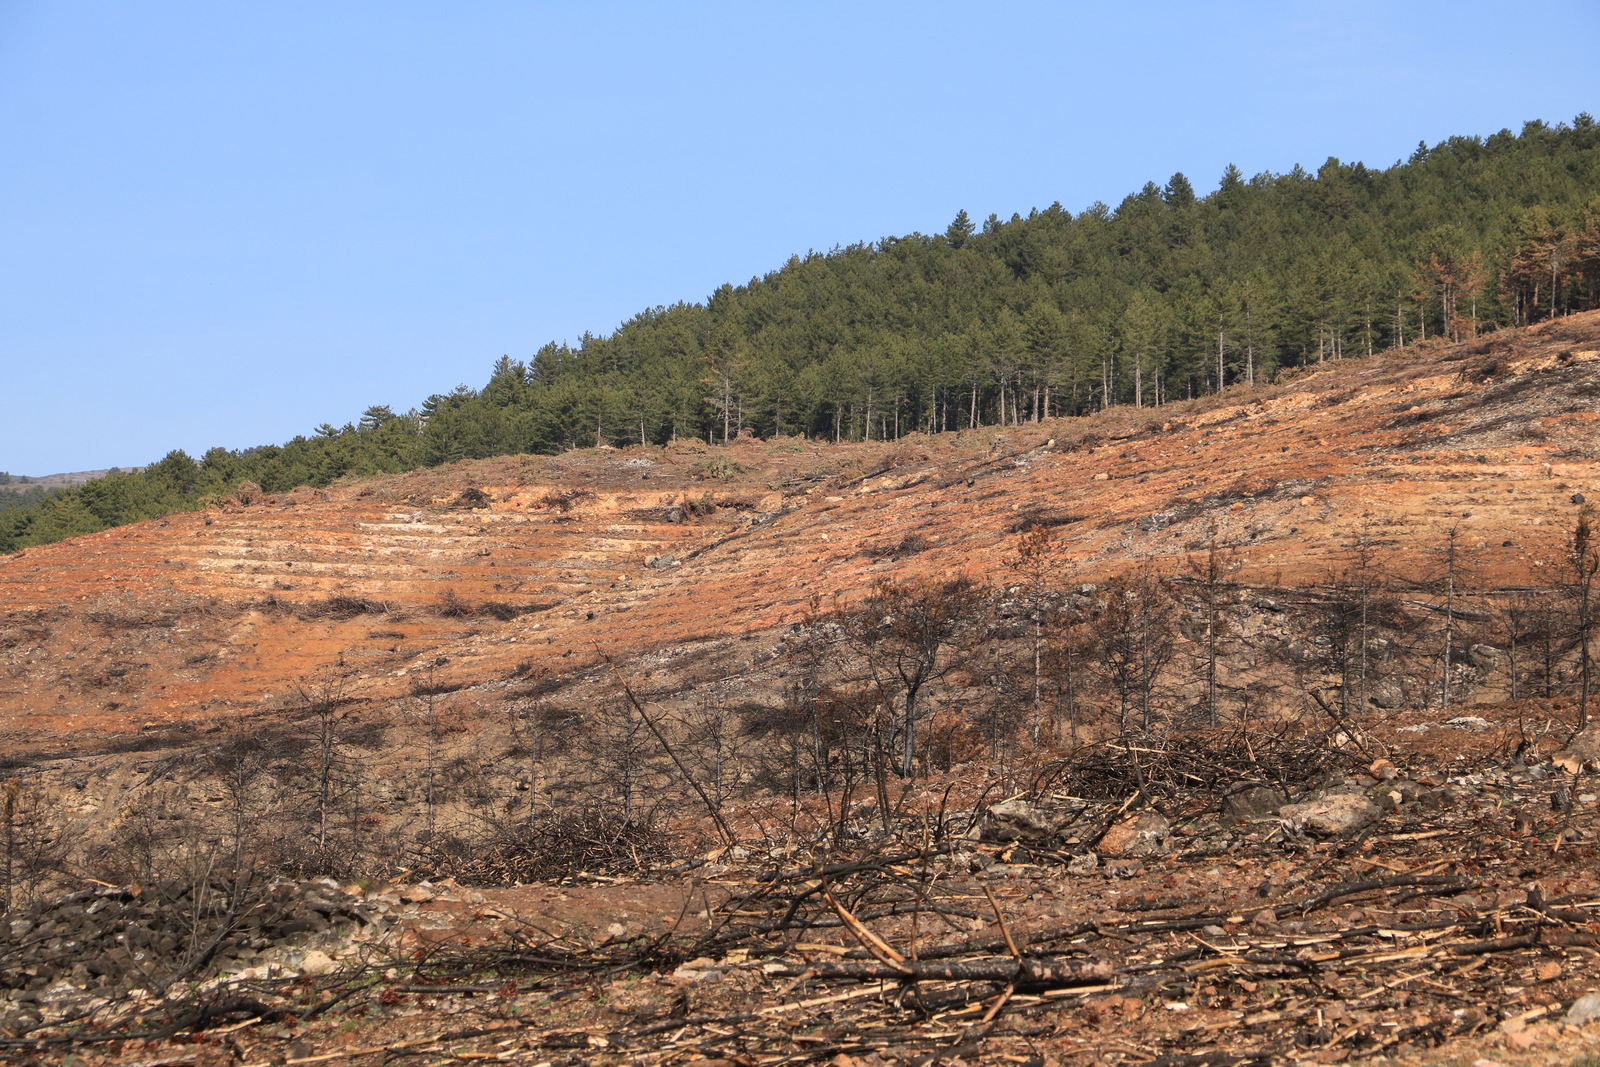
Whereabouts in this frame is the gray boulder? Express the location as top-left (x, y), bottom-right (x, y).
top-left (1367, 681), bottom-right (1405, 709)
top-left (1222, 784), bottom-right (1287, 820)
top-left (1280, 793), bottom-right (1381, 836)
top-left (1565, 992), bottom-right (1600, 1026)
top-left (984, 798), bottom-right (1064, 842)
top-left (1467, 643), bottom-right (1504, 669)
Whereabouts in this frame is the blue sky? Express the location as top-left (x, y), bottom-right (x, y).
top-left (2, 2), bottom-right (1596, 474)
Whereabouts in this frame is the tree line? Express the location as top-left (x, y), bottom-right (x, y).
top-left (4, 116), bottom-right (1599, 554)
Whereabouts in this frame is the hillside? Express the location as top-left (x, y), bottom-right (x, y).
top-left (4, 312), bottom-right (1597, 744)
top-left (1, 313), bottom-right (1598, 1067)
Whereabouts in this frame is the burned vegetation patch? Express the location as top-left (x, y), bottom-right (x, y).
top-left (859, 533), bottom-right (934, 560)
top-left (1008, 509), bottom-right (1087, 533)
top-left (297, 596), bottom-right (393, 620)
top-left (448, 486), bottom-right (492, 509)
top-left (431, 592), bottom-right (555, 620)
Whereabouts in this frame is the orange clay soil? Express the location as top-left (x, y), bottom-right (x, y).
top-left (2, 311), bottom-right (1597, 752)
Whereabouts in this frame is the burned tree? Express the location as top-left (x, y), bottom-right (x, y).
top-left (1184, 524), bottom-right (1238, 726)
top-left (1558, 505), bottom-right (1599, 730)
top-left (278, 674), bottom-right (386, 876)
top-left (1098, 565), bottom-right (1178, 735)
top-left (833, 578), bottom-right (981, 778)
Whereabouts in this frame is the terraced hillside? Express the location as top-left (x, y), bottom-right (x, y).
top-left (2, 311), bottom-right (1598, 753)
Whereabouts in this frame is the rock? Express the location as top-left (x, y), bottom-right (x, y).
top-left (298, 950), bottom-right (336, 977)
top-left (1418, 786), bottom-right (1460, 811)
top-left (984, 798), bottom-right (1064, 842)
top-left (1092, 472), bottom-right (1110, 481)
top-left (1066, 852), bottom-right (1099, 876)
top-left (399, 886), bottom-right (435, 903)
top-left (956, 849), bottom-right (994, 873)
top-left (1279, 794), bottom-right (1381, 836)
top-left (1368, 758), bottom-right (1398, 780)
top-left (671, 957), bottom-right (722, 983)
top-left (1573, 493), bottom-right (1587, 505)
top-left (1222, 784), bottom-right (1287, 820)
top-left (1467, 643), bottom-right (1504, 669)
top-left (1552, 730), bottom-right (1600, 774)
top-left (1367, 681), bottom-right (1405, 708)
top-left (1098, 813), bottom-right (1171, 858)
top-left (1564, 992), bottom-right (1600, 1026)
top-left (1443, 715), bottom-right (1492, 731)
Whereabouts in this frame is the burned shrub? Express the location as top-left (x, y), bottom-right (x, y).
top-left (535, 488), bottom-right (592, 512)
top-left (451, 486), bottom-right (492, 509)
top-left (424, 808), bottom-right (670, 885)
top-left (431, 594), bottom-right (552, 620)
top-left (299, 596), bottom-right (390, 620)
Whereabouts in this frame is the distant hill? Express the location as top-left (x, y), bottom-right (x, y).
top-left (0, 468), bottom-right (144, 492)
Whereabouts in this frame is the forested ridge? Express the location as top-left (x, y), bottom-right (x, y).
top-left (5, 116), bottom-right (1600, 554)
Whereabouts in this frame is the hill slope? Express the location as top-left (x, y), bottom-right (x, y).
top-left (3, 311), bottom-right (1597, 749)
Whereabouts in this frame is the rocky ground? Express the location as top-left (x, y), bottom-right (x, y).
top-left (0, 706), bottom-right (1596, 1065)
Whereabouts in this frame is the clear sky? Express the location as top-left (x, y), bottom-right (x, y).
top-left (2, 1), bottom-right (1596, 475)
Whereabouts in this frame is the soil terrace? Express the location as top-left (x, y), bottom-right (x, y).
top-left (2, 312), bottom-right (1598, 750)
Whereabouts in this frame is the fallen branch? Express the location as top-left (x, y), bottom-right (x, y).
top-left (770, 957), bottom-right (1113, 987)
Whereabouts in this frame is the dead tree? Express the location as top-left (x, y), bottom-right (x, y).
top-left (1043, 587), bottom-right (1094, 746)
top-left (1185, 524), bottom-right (1238, 726)
top-left (1006, 525), bottom-right (1054, 746)
top-left (1099, 565), bottom-right (1178, 735)
top-left (602, 655), bottom-right (737, 846)
top-left (277, 673), bottom-right (389, 875)
top-left (834, 578), bottom-right (981, 778)
top-left (1563, 506), bottom-right (1598, 730)
top-left (1347, 516), bottom-right (1383, 712)
top-left (1500, 589), bottom-right (1559, 702)
top-left (0, 779), bottom-right (59, 913)
top-left (585, 699), bottom-right (653, 825)
top-left (207, 736), bottom-right (272, 873)
top-left (680, 698), bottom-right (746, 814)
top-left (1407, 527), bottom-right (1481, 712)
